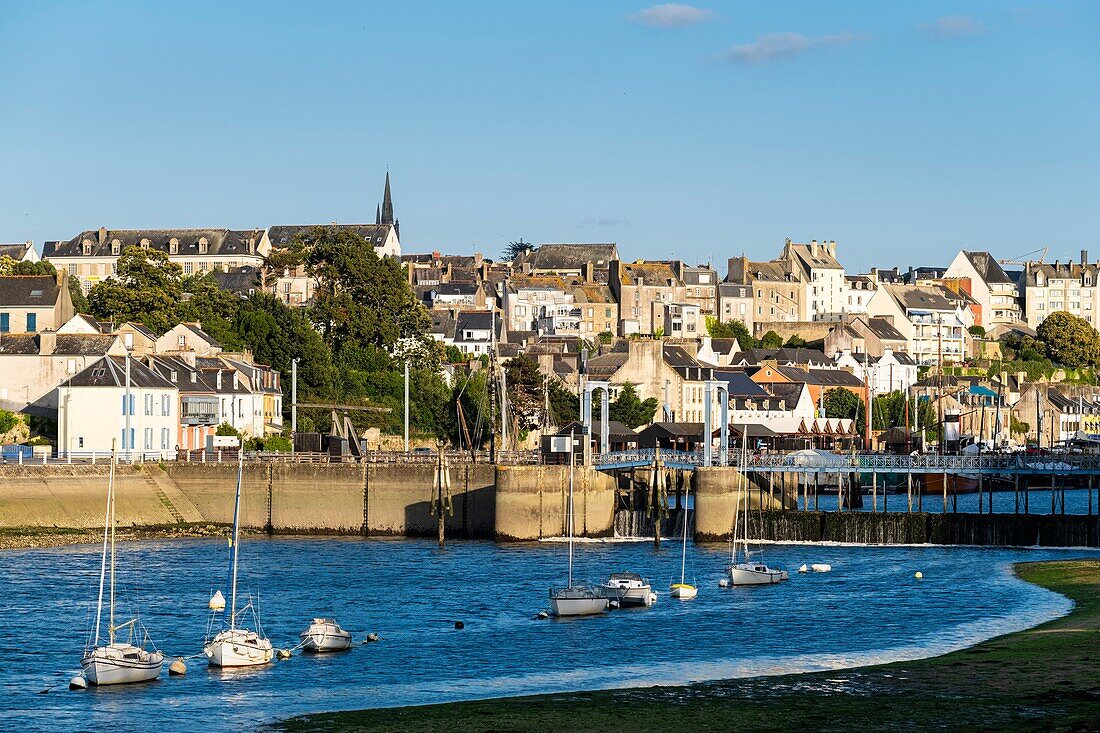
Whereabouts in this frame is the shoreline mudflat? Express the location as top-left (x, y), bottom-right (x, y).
top-left (272, 559), bottom-right (1100, 733)
top-left (0, 523), bottom-right (233, 550)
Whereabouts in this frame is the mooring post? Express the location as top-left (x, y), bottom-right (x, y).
top-left (1015, 473), bottom-right (1020, 514)
top-left (1050, 471), bottom-right (1056, 515)
top-left (978, 472), bottom-right (984, 514)
top-left (907, 469), bottom-right (912, 513)
top-left (813, 472), bottom-right (819, 512)
top-left (872, 470), bottom-right (877, 513)
top-left (942, 469), bottom-right (948, 514)
top-left (1089, 473), bottom-right (1094, 516)
top-left (1025, 474), bottom-right (1030, 514)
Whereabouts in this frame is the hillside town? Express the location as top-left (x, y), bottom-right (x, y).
top-left (1, 175), bottom-right (1098, 460)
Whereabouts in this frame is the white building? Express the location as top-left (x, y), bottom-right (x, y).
top-left (57, 355), bottom-right (178, 458)
top-left (662, 302), bottom-right (702, 339)
top-left (0, 241), bottom-right (40, 263)
top-left (1020, 254), bottom-right (1099, 329)
top-left (943, 250), bottom-right (1021, 328)
top-left (502, 276), bottom-right (575, 335)
top-left (841, 274), bottom-right (877, 315)
top-left (834, 348), bottom-right (918, 394)
top-left (865, 283), bottom-right (971, 365)
top-left (783, 239), bottom-right (846, 321)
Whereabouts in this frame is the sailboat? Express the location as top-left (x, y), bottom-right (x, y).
top-left (203, 451), bottom-right (274, 667)
top-left (670, 505), bottom-right (697, 599)
top-left (549, 431), bottom-right (609, 617)
top-left (80, 443), bottom-right (164, 686)
top-left (725, 431), bottom-right (788, 586)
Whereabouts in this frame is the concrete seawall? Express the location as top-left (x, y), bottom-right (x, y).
top-left (693, 467), bottom-right (792, 541)
top-left (494, 465), bottom-right (616, 541)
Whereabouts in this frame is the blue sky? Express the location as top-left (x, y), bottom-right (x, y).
top-left (1, 1), bottom-right (1096, 271)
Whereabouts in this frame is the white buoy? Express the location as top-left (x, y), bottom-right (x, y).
top-left (608, 600), bottom-right (621, 609)
top-left (798, 564), bottom-right (809, 573)
top-left (366, 632), bottom-right (381, 642)
top-left (277, 649), bottom-right (292, 660)
top-left (535, 612), bottom-right (549, 620)
top-left (169, 659), bottom-right (187, 676)
top-left (208, 590), bottom-right (226, 611)
top-left (69, 676), bottom-right (87, 691)
top-left (718, 578), bottom-right (730, 588)
top-left (914, 571), bottom-right (923, 579)
top-left (811, 564), bottom-right (832, 573)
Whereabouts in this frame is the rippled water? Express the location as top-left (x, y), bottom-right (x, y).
top-left (1, 537), bottom-right (1089, 732)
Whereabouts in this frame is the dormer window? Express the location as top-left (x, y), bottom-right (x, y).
top-left (1036, 273), bottom-right (1045, 286)
top-left (198, 237), bottom-right (209, 254)
top-left (169, 238), bottom-right (179, 254)
top-left (111, 239), bottom-right (121, 255)
top-left (140, 238), bottom-right (151, 249)
top-left (82, 238), bottom-right (93, 256)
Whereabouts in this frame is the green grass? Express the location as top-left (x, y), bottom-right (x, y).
top-left (274, 560), bottom-right (1100, 733)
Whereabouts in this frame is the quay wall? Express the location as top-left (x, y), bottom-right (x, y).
top-left (693, 467), bottom-right (794, 541)
top-left (494, 465), bottom-right (616, 540)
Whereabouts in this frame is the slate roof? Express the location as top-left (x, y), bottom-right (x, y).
top-left (708, 338), bottom-right (739, 355)
top-left (173, 323), bottom-right (222, 349)
top-left (147, 355), bottom-right (218, 394)
top-left (584, 352), bottom-right (627, 378)
top-left (726, 257), bottom-right (798, 284)
top-left (662, 345), bottom-right (699, 369)
top-left (713, 369), bottom-right (769, 398)
top-left (0, 242), bottom-right (34, 260)
top-left (789, 243), bottom-right (843, 270)
top-left (212, 266), bottom-right (262, 295)
top-left (557, 420), bottom-right (636, 440)
top-left (863, 317), bottom-right (906, 342)
top-left (763, 382), bottom-right (808, 403)
top-left (519, 243), bottom-right (618, 271)
top-left (45, 229), bottom-right (262, 258)
top-left (0, 275), bottom-right (60, 307)
top-left (881, 283), bottom-right (955, 312)
top-left (718, 283), bottom-right (752, 298)
top-left (963, 251), bottom-right (1013, 285)
top-left (268, 224), bottom-right (394, 249)
top-left (0, 333), bottom-right (119, 355)
top-left (736, 348), bottom-right (833, 367)
top-left (60, 355), bottom-right (174, 389)
top-left (619, 261), bottom-right (681, 287)
top-left (679, 265), bottom-right (718, 286)
top-left (572, 284), bottom-right (615, 303)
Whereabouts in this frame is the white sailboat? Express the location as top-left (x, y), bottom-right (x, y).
top-left (204, 451), bottom-right (274, 668)
top-left (601, 571), bottom-right (657, 607)
top-left (670, 506), bottom-right (697, 600)
top-left (726, 430), bottom-right (788, 586)
top-left (80, 443), bottom-right (164, 686)
top-left (549, 431), bottom-right (609, 617)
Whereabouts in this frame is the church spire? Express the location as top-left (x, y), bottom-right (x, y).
top-left (380, 172), bottom-right (394, 226)
top-left (376, 204), bottom-right (381, 225)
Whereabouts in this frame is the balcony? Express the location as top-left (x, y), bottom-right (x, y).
top-left (181, 397), bottom-right (219, 426)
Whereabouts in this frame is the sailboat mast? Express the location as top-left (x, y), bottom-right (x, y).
top-left (568, 429), bottom-right (575, 587)
top-left (680, 503), bottom-right (688, 583)
top-left (109, 444), bottom-right (117, 645)
top-left (92, 442), bottom-right (116, 647)
top-left (228, 450), bottom-right (244, 630)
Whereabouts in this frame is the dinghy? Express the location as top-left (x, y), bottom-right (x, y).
top-left (300, 618), bottom-right (354, 653)
top-left (80, 443), bottom-right (164, 686)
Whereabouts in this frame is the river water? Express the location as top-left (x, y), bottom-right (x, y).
top-left (1, 537), bottom-right (1090, 732)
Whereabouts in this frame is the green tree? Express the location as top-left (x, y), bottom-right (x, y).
top-left (1036, 311), bottom-right (1100, 368)
top-left (215, 422), bottom-right (238, 436)
top-left (87, 246), bottom-right (183, 333)
top-left (68, 275), bottom-right (89, 312)
top-left (548, 379), bottom-right (579, 425)
top-left (503, 239), bottom-right (533, 261)
top-left (784, 334), bottom-right (807, 348)
top-left (759, 330), bottom-right (783, 349)
top-left (294, 226), bottom-right (429, 353)
top-left (705, 317), bottom-right (755, 348)
top-left (598, 384), bottom-right (659, 429)
top-left (504, 355), bottom-right (548, 431)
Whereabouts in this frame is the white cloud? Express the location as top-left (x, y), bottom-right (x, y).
top-left (920, 16), bottom-right (985, 38)
top-left (720, 31), bottom-right (866, 65)
top-left (629, 3), bottom-right (712, 28)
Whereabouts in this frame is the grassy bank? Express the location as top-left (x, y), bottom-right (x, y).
top-left (0, 523), bottom-right (234, 550)
top-left (276, 559), bottom-right (1100, 733)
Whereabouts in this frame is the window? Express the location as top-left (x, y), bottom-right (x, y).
top-left (144, 393), bottom-right (153, 415)
top-left (77, 437), bottom-right (84, 448)
top-left (162, 394), bottom-right (170, 416)
top-left (739, 303), bottom-right (746, 315)
top-left (0, 313), bottom-right (8, 333)
top-left (67, 358), bottom-right (76, 373)
top-left (26, 313), bottom-right (36, 332)
top-left (239, 400), bottom-right (244, 418)
top-left (184, 263), bottom-right (193, 275)
top-left (112, 240), bottom-right (121, 255)
top-left (161, 428), bottom-right (170, 450)
top-left (83, 242), bottom-right (92, 255)
top-left (144, 427), bottom-right (153, 449)
top-left (178, 335), bottom-right (187, 348)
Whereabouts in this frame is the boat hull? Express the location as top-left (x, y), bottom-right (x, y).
top-left (670, 583), bottom-right (697, 600)
top-left (204, 630), bottom-right (274, 668)
top-left (601, 584), bottom-right (656, 607)
top-left (920, 472), bottom-right (980, 495)
top-left (81, 646), bottom-right (163, 686)
top-left (727, 564), bottom-right (789, 586)
top-left (300, 628), bottom-right (354, 653)
top-left (550, 596), bottom-right (609, 617)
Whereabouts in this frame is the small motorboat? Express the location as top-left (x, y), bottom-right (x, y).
top-left (601, 572), bottom-right (657, 607)
top-left (82, 641), bottom-right (164, 686)
top-left (549, 583), bottom-right (609, 617)
top-left (299, 618), bottom-right (354, 653)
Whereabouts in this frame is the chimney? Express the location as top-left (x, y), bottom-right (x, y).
top-left (828, 240), bottom-right (836, 257)
top-left (811, 239), bottom-right (819, 256)
top-left (1082, 250), bottom-right (1088, 267)
top-left (38, 331), bottom-right (56, 356)
top-left (97, 227), bottom-right (107, 245)
top-left (216, 370), bottom-right (222, 390)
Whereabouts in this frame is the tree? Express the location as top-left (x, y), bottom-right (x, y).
top-left (504, 355), bottom-right (548, 431)
top-left (503, 239), bottom-right (533, 261)
top-left (706, 317), bottom-right (754, 348)
top-left (599, 384), bottom-right (659, 429)
top-left (68, 275), bottom-right (89, 312)
top-left (548, 380), bottom-right (579, 425)
top-left (295, 226), bottom-right (429, 353)
top-left (759, 330), bottom-right (783, 349)
top-left (87, 246), bottom-right (183, 333)
top-left (784, 334), bottom-right (807, 348)
top-left (1036, 311), bottom-right (1100, 368)
top-left (969, 325), bottom-right (986, 338)
top-left (823, 388), bottom-right (862, 421)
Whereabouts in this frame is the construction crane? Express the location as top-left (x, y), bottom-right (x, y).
top-left (998, 246), bottom-right (1047, 266)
